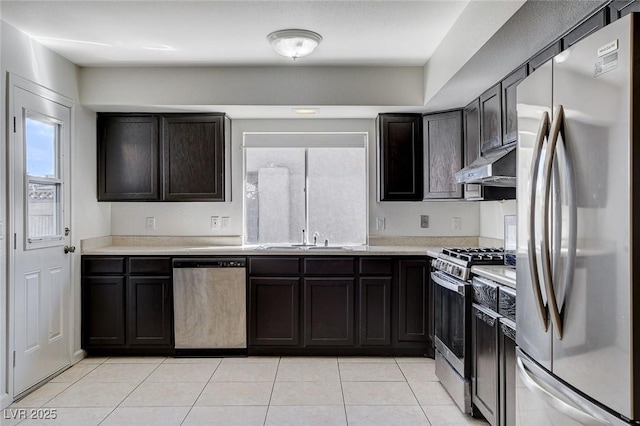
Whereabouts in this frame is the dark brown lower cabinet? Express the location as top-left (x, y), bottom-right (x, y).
top-left (127, 277), bottom-right (173, 346)
top-left (304, 278), bottom-right (355, 346)
top-left (249, 277), bottom-right (300, 346)
top-left (498, 320), bottom-right (516, 426)
top-left (472, 303), bottom-right (500, 425)
top-left (82, 276), bottom-right (125, 347)
top-left (359, 277), bottom-right (391, 346)
top-left (397, 259), bottom-right (429, 343)
top-left (81, 256), bottom-right (174, 354)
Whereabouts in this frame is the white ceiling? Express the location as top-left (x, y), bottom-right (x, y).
top-left (0, 0), bottom-right (471, 67)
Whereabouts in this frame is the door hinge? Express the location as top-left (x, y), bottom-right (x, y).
top-left (13, 351), bottom-right (16, 367)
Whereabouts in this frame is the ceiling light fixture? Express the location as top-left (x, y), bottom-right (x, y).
top-left (267, 29), bottom-right (322, 60)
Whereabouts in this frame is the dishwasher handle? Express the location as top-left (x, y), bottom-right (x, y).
top-left (172, 258), bottom-right (246, 268)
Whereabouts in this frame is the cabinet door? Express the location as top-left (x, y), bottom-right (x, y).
top-left (499, 321), bottom-right (516, 426)
top-left (423, 111), bottom-right (463, 199)
top-left (397, 259), bottom-right (429, 343)
top-left (472, 304), bottom-right (500, 426)
top-left (528, 41), bottom-right (561, 73)
top-left (97, 115), bottom-right (159, 201)
top-left (378, 114), bottom-right (423, 201)
top-left (82, 276), bottom-right (125, 347)
top-left (304, 278), bottom-right (355, 346)
top-left (127, 277), bottom-right (173, 346)
top-left (479, 84), bottom-right (502, 154)
top-left (162, 114), bottom-right (225, 201)
top-left (249, 277), bottom-right (300, 346)
top-left (463, 100), bottom-right (481, 167)
top-left (359, 277), bottom-right (391, 346)
top-left (501, 65), bottom-right (527, 146)
top-left (609, 0), bottom-right (640, 22)
top-left (563, 8), bottom-right (606, 48)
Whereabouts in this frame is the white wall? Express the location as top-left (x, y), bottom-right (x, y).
top-left (479, 199), bottom-right (517, 240)
top-left (111, 118), bottom-right (480, 238)
top-left (0, 20), bottom-right (111, 408)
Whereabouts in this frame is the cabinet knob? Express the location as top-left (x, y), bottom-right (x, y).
top-left (64, 245), bottom-right (76, 254)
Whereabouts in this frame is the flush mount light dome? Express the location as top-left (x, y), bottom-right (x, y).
top-left (267, 29), bottom-right (322, 60)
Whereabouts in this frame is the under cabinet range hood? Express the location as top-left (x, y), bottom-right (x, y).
top-left (455, 144), bottom-right (516, 187)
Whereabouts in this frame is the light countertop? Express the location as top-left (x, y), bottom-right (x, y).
top-left (82, 244), bottom-right (444, 258)
top-left (471, 265), bottom-right (517, 289)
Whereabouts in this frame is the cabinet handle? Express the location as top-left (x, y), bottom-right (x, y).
top-left (64, 245), bottom-right (76, 254)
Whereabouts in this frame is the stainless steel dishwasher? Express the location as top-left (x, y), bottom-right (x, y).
top-left (172, 258), bottom-right (247, 353)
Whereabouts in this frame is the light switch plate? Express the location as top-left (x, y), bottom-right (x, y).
top-left (452, 217), bottom-right (462, 231)
top-left (420, 215), bottom-right (429, 228)
top-left (376, 217), bottom-right (385, 231)
top-left (222, 216), bottom-right (230, 229)
top-left (146, 217), bottom-right (156, 230)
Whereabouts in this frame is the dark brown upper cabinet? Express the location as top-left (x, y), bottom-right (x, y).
top-left (97, 113), bottom-right (226, 202)
top-left (423, 111), bottom-right (463, 200)
top-left (98, 115), bottom-right (160, 201)
top-left (479, 84), bottom-right (502, 154)
top-left (162, 115), bottom-right (225, 201)
top-left (563, 8), bottom-right (607, 49)
top-left (528, 41), bottom-right (561, 74)
top-left (378, 114), bottom-right (424, 201)
top-left (609, 0), bottom-right (640, 22)
top-left (463, 99), bottom-right (481, 168)
top-left (501, 65), bottom-right (528, 146)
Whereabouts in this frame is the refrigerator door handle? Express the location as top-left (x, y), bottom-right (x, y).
top-left (516, 354), bottom-right (610, 425)
top-left (541, 105), bottom-right (565, 339)
top-left (528, 111), bottom-right (550, 330)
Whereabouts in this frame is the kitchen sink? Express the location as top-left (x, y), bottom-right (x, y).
top-left (307, 246), bottom-right (349, 250)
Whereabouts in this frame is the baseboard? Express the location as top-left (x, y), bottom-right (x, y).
top-left (1, 392), bottom-right (12, 410)
top-left (72, 349), bottom-right (86, 364)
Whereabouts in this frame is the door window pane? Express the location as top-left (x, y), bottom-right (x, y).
top-left (26, 117), bottom-right (57, 178)
top-left (27, 183), bottom-right (60, 239)
top-left (307, 148), bottom-right (366, 245)
top-left (245, 148), bottom-right (306, 244)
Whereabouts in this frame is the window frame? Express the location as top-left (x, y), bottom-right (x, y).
top-left (242, 132), bottom-right (369, 246)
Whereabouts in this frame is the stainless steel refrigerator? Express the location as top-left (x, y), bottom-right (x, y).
top-left (516, 13), bottom-right (640, 425)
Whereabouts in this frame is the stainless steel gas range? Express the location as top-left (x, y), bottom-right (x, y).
top-left (431, 247), bottom-right (505, 414)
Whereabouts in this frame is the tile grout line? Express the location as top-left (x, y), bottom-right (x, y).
top-left (96, 358), bottom-right (167, 425)
top-left (179, 357), bottom-right (224, 426)
top-left (395, 358), bottom-right (434, 426)
top-left (337, 358), bottom-right (349, 426)
top-left (263, 357), bottom-right (281, 426)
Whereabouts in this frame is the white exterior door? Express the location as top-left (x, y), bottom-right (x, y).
top-left (11, 81), bottom-right (72, 397)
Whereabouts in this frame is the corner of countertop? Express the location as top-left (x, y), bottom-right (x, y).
top-left (80, 235), bottom-right (113, 251)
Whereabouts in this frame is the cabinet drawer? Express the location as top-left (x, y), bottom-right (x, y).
top-left (129, 257), bottom-right (172, 275)
top-left (82, 257), bottom-right (126, 274)
top-left (249, 257), bottom-right (300, 275)
top-left (304, 258), bottom-right (355, 276)
top-left (359, 258), bottom-right (392, 275)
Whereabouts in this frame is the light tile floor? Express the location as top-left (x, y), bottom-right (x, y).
top-left (4, 356), bottom-right (488, 426)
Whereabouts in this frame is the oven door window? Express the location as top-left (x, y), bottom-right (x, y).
top-left (435, 280), bottom-right (466, 360)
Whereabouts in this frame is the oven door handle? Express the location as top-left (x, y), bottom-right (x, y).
top-left (431, 272), bottom-right (465, 296)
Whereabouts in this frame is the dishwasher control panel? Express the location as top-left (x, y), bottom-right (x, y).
top-left (173, 258), bottom-right (246, 268)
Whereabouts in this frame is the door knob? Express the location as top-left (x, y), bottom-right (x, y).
top-left (64, 245), bottom-right (76, 254)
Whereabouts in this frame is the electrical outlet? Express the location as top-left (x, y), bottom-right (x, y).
top-left (146, 217), bottom-right (156, 230)
top-left (452, 217), bottom-right (462, 231)
top-left (211, 216), bottom-right (220, 230)
top-left (420, 215), bottom-right (429, 228)
top-left (376, 217), bottom-right (385, 231)
top-left (222, 216), bottom-right (230, 230)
